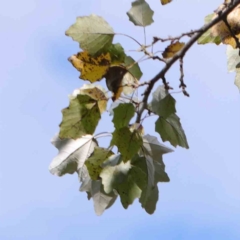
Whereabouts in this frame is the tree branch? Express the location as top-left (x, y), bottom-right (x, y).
top-left (135, 0), bottom-right (240, 123)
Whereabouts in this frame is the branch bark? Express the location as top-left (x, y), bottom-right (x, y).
top-left (136, 0), bottom-right (240, 123)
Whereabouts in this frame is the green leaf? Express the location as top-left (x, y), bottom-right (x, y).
top-left (142, 186), bottom-right (159, 214)
top-left (155, 114), bottom-right (189, 149)
top-left (124, 56), bottom-right (143, 80)
top-left (85, 147), bottom-right (114, 180)
top-left (199, 13), bottom-right (222, 45)
top-left (150, 85), bottom-right (176, 118)
top-left (111, 127), bottom-right (143, 161)
top-left (105, 43), bottom-right (126, 64)
top-left (100, 161), bottom-right (131, 194)
top-left (197, 14), bottom-right (221, 45)
top-left (112, 103), bottom-right (135, 129)
top-left (127, 0), bottom-right (154, 27)
top-left (91, 180), bottom-right (118, 216)
top-left (65, 14), bottom-right (114, 56)
top-left (49, 134), bottom-right (97, 176)
top-left (142, 134), bottom-right (172, 182)
top-left (116, 170), bottom-right (142, 209)
top-left (59, 85), bottom-right (107, 139)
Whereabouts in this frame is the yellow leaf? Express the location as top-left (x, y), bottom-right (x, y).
top-left (68, 51), bottom-right (111, 82)
top-left (160, 0), bottom-right (172, 5)
top-left (82, 87), bottom-right (108, 113)
top-left (162, 42), bottom-right (185, 59)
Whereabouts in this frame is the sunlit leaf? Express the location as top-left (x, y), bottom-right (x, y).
top-left (111, 127), bottom-right (143, 161)
top-left (91, 180), bottom-right (118, 216)
top-left (127, 0), bottom-right (154, 27)
top-left (59, 85), bottom-right (108, 139)
top-left (235, 68), bottom-right (240, 90)
top-left (68, 51), bottom-right (111, 82)
top-left (66, 14), bottom-right (114, 56)
top-left (112, 103), bottom-right (135, 129)
top-left (198, 14), bottom-right (221, 45)
top-left (85, 147), bottom-right (114, 180)
top-left (49, 135), bottom-right (97, 176)
top-left (162, 41), bottom-right (185, 59)
top-left (155, 114), bottom-right (189, 148)
top-left (150, 85), bottom-right (176, 118)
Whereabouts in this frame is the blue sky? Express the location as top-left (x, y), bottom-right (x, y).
top-left (0, 0), bottom-right (239, 239)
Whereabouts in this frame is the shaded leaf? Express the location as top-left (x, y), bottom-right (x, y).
top-left (59, 85), bottom-right (107, 139)
top-left (124, 56), bottom-right (143, 80)
top-left (162, 41), bottom-right (185, 59)
top-left (155, 114), bottom-right (189, 148)
top-left (49, 135), bottom-right (96, 176)
top-left (197, 14), bottom-right (221, 45)
top-left (68, 52), bottom-right (111, 82)
top-left (105, 66), bottom-right (128, 101)
top-left (112, 103), bottom-right (135, 129)
top-left (127, 0), bottom-right (154, 27)
top-left (66, 14), bottom-right (114, 56)
top-left (116, 169), bottom-right (142, 209)
top-left (111, 127), bottom-right (143, 161)
top-left (85, 147), bottom-right (114, 180)
top-left (105, 43), bottom-right (126, 65)
top-left (142, 186), bottom-right (158, 214)
top-left (100, 161), bottom-right (131, 194)
top-left (150, 85), bottom-right (176, 118)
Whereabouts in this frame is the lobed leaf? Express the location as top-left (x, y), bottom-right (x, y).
top-left (155, 114), bottom-right (189, 149)
top-left (49, 135), bottom-right (97, 176)
top-left (66, 14), bottom-right (114, 56)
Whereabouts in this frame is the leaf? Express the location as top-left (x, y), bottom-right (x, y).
top-left (142, 134), bottom-right (173, 157)
top-left (226, 45), bottom-right (240, 72)
top-left (116, 169), bottom-right (142, 209)
top-left (85, 147), bottom-right (114, 180)
top-left (124, 56), bottom-right (143, 80)
top-left (226, 46), bottom-right (240, 90)
top-left (59, 85), bottom-right (108, 139)
top-left (49, 134), bottom-right (97, 176)
top-left (100, 161), bottom-right (131, 194)
top-left (65, 14), bottom-right (114, 56)
top-left (111, 127), bottom-right (143, 161)
top-left (142, 134), bottom-right (171, 182)
top-left (78, 165), bottom-right (92, 200)
top-left (105, 66), bottom-right (128, 101)
top-left (68, 52), bottom-right (111, 82)
top-left (160, 0), bottom-right (172, 5)
top-left (142, 186), bottom-right (159, 214)
top-left (197, 14), bottom-right (221, 45)
top-left (127, 0), bottom-right (154, 27)
top-left (112, 103), bottom-right (135, 129)
top-left (155, 114), bottom-right (189, 149)
top-left (162, 41), bottom-right (185, 59)
top-left (122, 72), bottom-right (139, 96)
top-left (105, 43), bottom-right (126, 65)
top-left (91, 180), bottom-right (118, 216)
top-left (150, 85), bottom-right (176, 118)
top-left (235, 68), bottom-right (240, 90)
